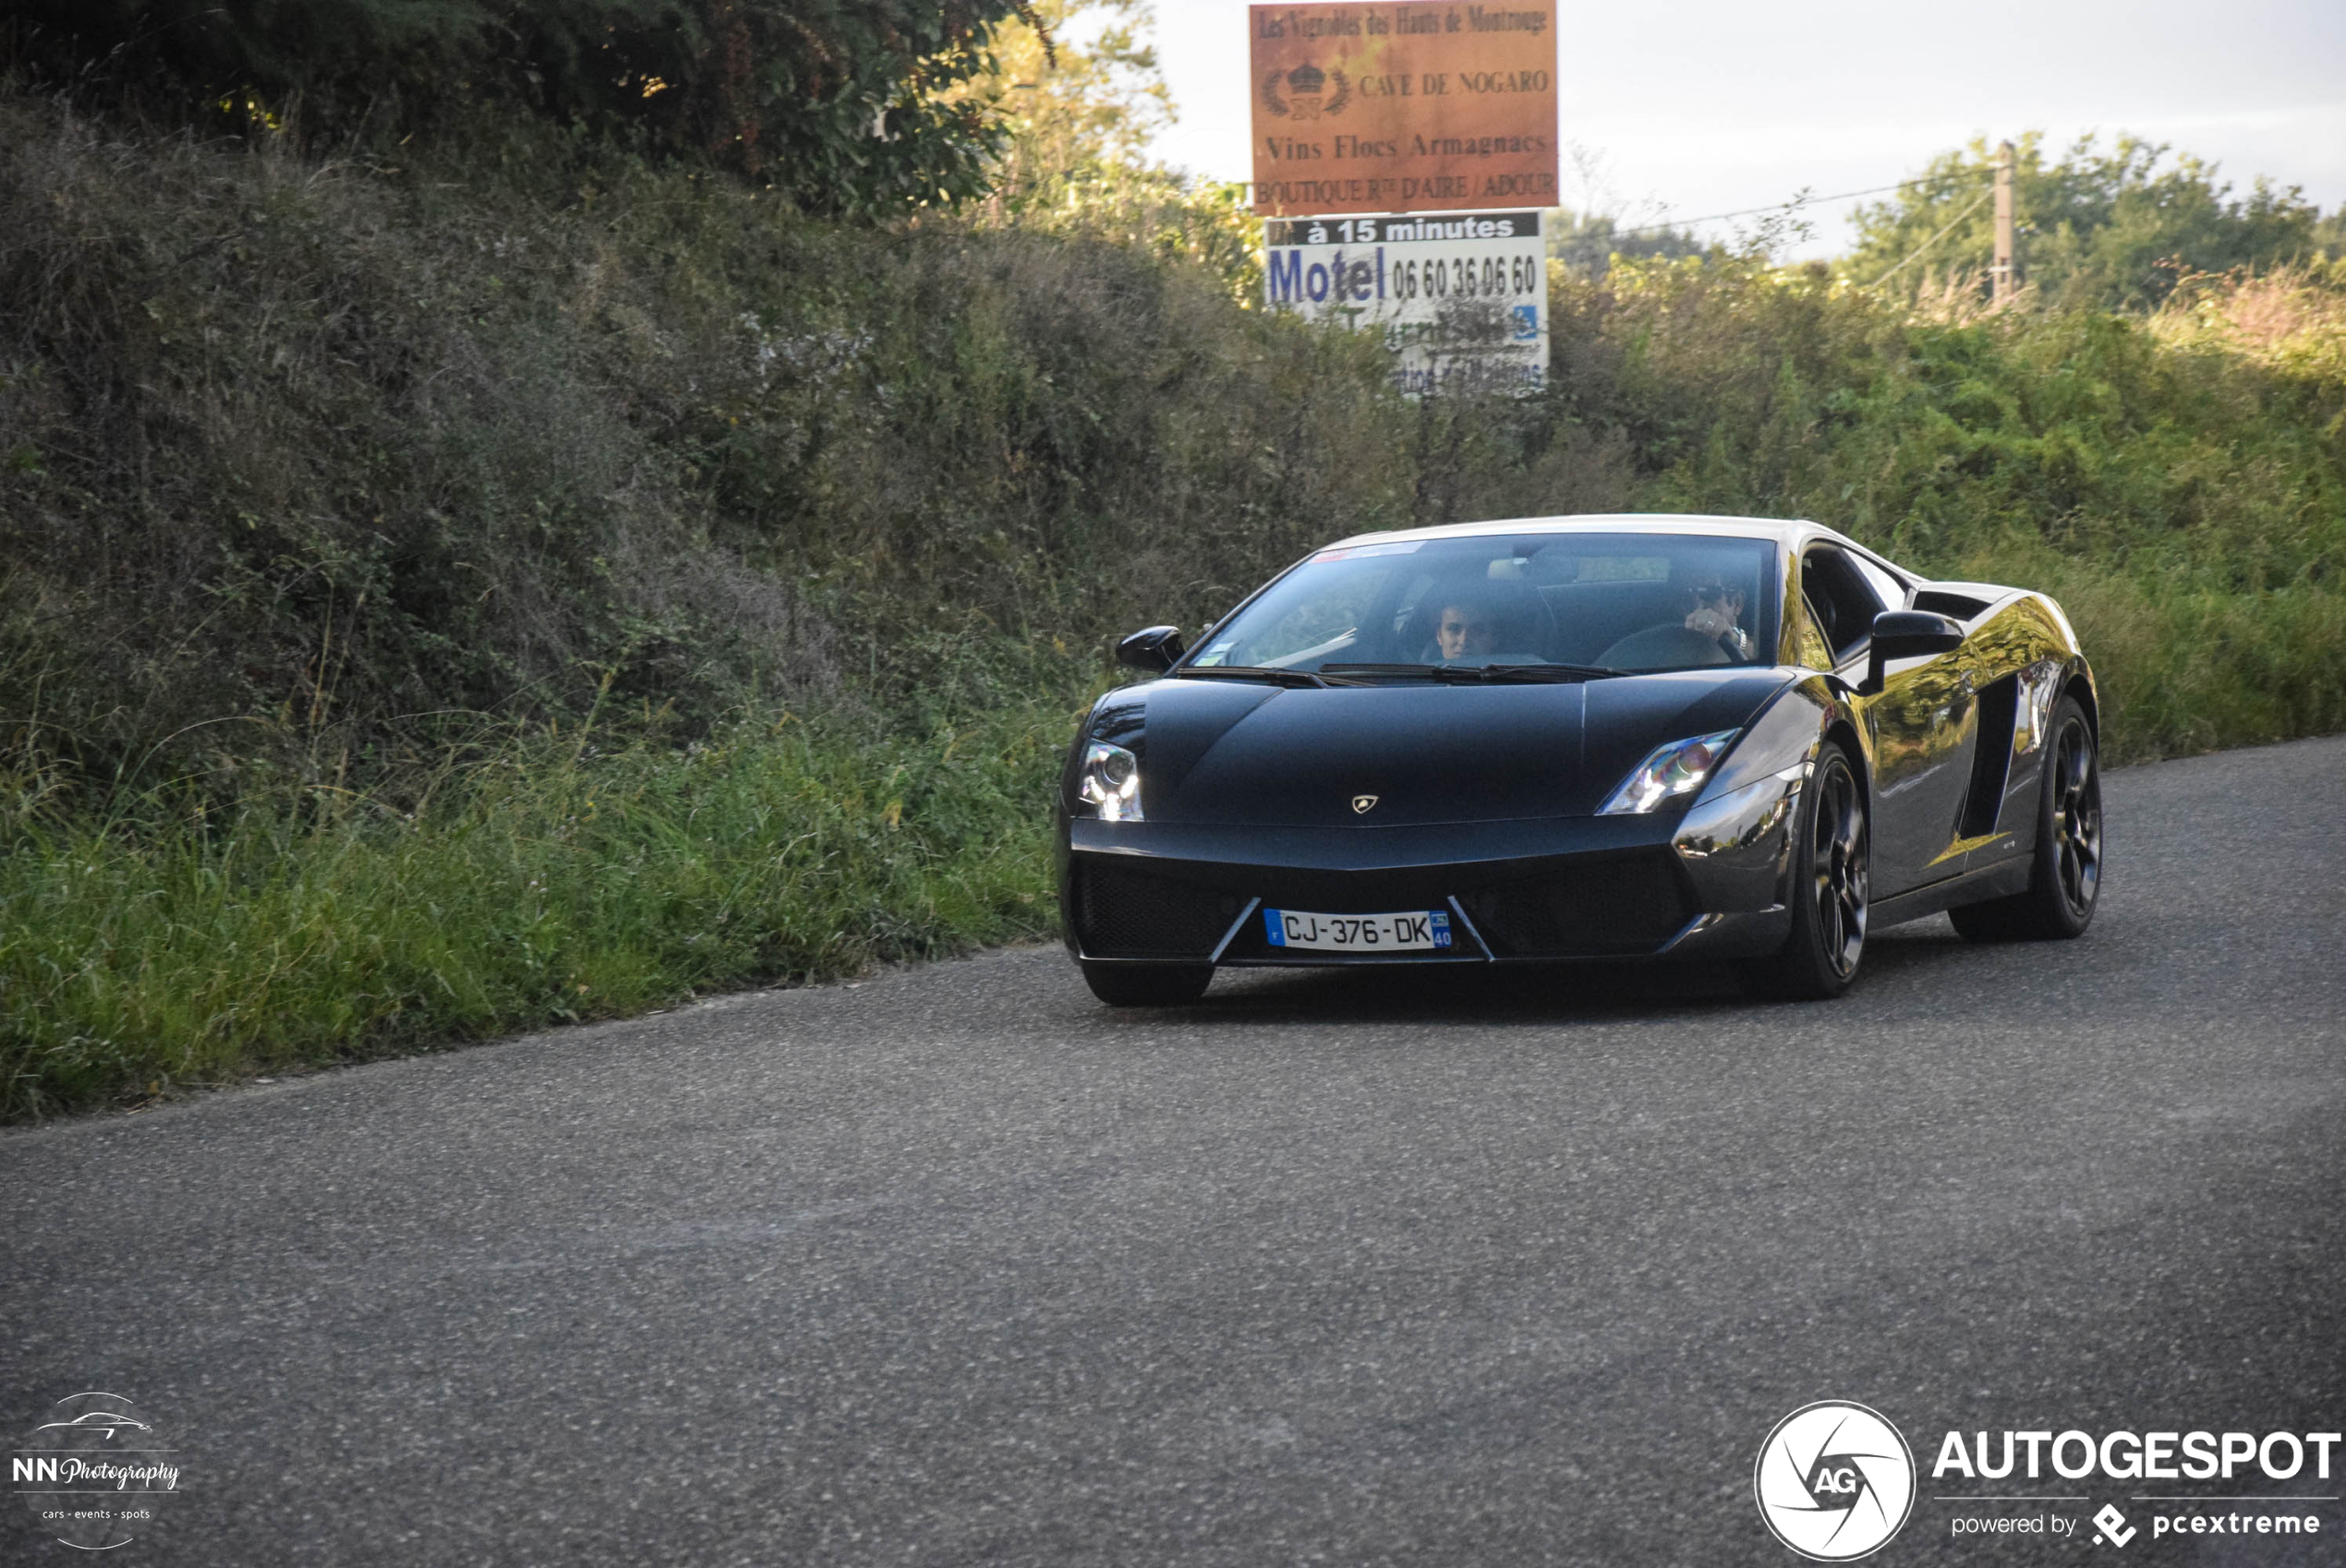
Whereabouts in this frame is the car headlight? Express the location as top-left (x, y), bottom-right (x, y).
top-left (1076, 742), bottom-right (1143, 822)
top-left (1599, 730), bottom-right (1740, 815)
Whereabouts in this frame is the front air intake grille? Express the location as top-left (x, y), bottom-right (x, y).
top-left (1465, 853), bottom-right (1693, 957)
top-left (1072, 862), bottom-right (1240, 959)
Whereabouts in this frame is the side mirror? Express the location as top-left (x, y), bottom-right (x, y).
top-left (1861, 609), bottom-right (1965, 695)
top-left (1115, 624), bottom-right (1188, 673)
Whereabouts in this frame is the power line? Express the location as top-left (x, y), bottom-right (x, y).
top-left (1868, 187), bottom-right (1996, 286)
top-left (1241, 170), bottom-right (1995, 236)
top-left (1580, 174), bottom-right (1994, 240)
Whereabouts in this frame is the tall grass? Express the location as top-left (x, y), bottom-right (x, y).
top-left (1566, 256), bottom-right (2346, 756)
top-left (0, 699), bottom-right (1073, 1122)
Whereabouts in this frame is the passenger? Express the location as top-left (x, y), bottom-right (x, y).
top-left (1433, 597), bottom-right (1503, 663)
top-left (1686, 579), bottom-right (1756, 660)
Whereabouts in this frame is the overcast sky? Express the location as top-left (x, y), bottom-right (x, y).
top-left (1138, 0), bottom-right (2346, 257)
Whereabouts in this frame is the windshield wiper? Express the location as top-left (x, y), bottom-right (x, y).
top-left (1320, 662), bottom-right (1622, 684)
top-left (1173, 665), bottom-right (1326, 688)
top-left (1478, 662), bottom-right (1626, 682)
top-left (1316, 662), bottom-right (1454, 682)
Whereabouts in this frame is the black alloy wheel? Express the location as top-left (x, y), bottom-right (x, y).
top-left (1951, 694), bottom-right (2102, 942)
top-left (1081, 961), bottom-right (1213, 1007)
top-left (2048, 710), bottom-right (2104, 915)
top-left (1740, 742), bottom-right (1868, 999)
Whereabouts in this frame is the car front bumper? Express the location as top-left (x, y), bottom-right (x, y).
top-left (1060, 770), bottom-right (1803, 968)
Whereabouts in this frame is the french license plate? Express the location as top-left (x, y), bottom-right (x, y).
top-left (1262, 908), bottom-right (1452, 952)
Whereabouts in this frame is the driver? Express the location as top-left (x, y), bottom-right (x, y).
top-left (1433, 597), bottom-right (1503, 663)
top-left (1686, 578), bottom-right (1756, 661)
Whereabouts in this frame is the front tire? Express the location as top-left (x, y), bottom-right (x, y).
top-left (1081, 962), bottom-right (1213, 1007)
top-left (1950, 694), bottom-right (2102, 942)
top-left (1738, 742), bottom-right (1868, 1000)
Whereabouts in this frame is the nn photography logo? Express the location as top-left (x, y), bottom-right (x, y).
top-left (12, 1392), bottom-right (184, 1552)
top-left (1755, 1401), bottom-right (1917, 1561)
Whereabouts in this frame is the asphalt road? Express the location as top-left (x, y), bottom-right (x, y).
top-left (6, 737), bottom-right (2344, 1566)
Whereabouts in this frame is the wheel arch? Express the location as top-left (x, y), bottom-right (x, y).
top-left (1823, 716), bottom-right (1869, 811)
top-left (2061, 664), bottom-right (2100, 745)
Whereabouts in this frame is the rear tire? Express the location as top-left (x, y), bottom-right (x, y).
top-left (1950, 694), bottom-right (2101, 942)
top-left (1737, 742), bottom-right (1868, 1001)
top-left (1081, 962), bottom-right (1213, 1007)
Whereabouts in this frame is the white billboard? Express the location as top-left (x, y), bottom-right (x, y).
top-left (1263, 210), bottom-right (1547, 395)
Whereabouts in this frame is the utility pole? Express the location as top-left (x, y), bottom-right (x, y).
top-left (1992, 139), bottom-right (2017, 304)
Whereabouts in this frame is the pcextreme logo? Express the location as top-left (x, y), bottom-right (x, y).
top-left (1755, 1401), bottom-right (1917, 1561)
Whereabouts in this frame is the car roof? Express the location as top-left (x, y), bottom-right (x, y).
top-left (1317, 513), bottom-right (1849, 552)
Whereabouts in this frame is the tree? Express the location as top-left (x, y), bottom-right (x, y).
top-left (946, 0), bottom-right (1172, 206)
top-left (6, 0), bottom-right (1040, 214)
top-left (1545, 209), bottom-right (1708, 279)
top-left (2315, 206), bottom-right (2346, 261)
top-left (1849, 133), bottom-right (2328, 310)
top-left (936, 3), bottom-right (1260, 290)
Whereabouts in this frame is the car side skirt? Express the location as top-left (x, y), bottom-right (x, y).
top-left (1869, 855), bottom-right (2035, 929)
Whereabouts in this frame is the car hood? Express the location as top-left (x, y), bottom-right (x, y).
top-left (1120, 669), bottom-right (1794, 826)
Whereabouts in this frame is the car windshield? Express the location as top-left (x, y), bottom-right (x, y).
top-left (1185, 532), bottom-right (1780, 677)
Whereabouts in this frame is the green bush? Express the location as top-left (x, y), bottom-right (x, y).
top-left (0, 88), bottom-right (1605, 793)
top-left (1550, 253), bottom-right (2346, 753)
top-left (1848, 133), bottom-right (2340, 310)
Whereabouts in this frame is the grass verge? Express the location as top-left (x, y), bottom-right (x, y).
top-left (0, 703), bottom-right (1069, 1122)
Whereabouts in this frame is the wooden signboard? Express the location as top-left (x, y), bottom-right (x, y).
top-left (1249, 4), bottom-right (1558, 216)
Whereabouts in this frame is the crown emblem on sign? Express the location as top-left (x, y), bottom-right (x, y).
top-left (1261, 63), bottom-right (1349, 119)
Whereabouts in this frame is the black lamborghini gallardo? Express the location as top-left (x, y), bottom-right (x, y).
top-left (1058, 515), bottom-right (2103, 1006)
